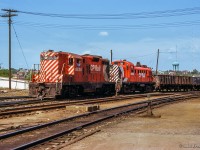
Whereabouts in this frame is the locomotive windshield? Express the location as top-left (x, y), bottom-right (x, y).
top-left (69, 58), bottom-right (73, 65)
top-left (92, 57), bottom-right (99, 62)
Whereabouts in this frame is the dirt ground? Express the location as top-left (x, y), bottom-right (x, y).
top-left (0, 109), bottom-right (84, 134)
top-left (63, 98), bottom-right (200, 150)
top-left (0, 89), bottom-right (28, 97)
top-left (0, 95), bottom-right (165, 134)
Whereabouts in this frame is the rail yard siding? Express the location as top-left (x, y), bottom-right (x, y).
top-left (0, 77), bottom-right (29, 89)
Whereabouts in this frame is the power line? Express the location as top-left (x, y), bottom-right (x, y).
top-left (113, 52), bottom-right (156, 60)
top-left (12, 19), bottom-right (200, 30)
top-left (16, 7), bottom-right (200, 19)
top-left (12, 23), bottom-right (29, 69)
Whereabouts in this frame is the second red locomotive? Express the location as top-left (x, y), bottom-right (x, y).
top-left (110, 60), bottom-right (155, 93)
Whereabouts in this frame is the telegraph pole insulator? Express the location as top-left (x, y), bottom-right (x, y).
top-left (1, 9), bottom-right (18, 90)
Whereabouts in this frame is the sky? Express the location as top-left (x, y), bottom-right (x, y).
top-left (1, 0), bottom-right (200, 71)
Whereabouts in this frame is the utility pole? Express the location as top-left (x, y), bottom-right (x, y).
top-left (156, 49), bottom-right (159, 75)
top-left (0, 63), bottom-right (2, 69)
top-left (1, 9), bottom-right (18, 90)
top-left (110, 49), bottom-right (113, 64)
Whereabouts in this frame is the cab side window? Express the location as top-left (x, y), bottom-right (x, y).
top-left (131, 66), bottom-right (134, 73)
top-left (76, 59), bottom-right (81, 67)
top-left (69, 58), bottom-right (73, 65)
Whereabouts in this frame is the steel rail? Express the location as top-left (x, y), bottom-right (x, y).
top-left (0, 96), bottom-right (31, 100)
top-left (0, 99), bottom-right (51, 107)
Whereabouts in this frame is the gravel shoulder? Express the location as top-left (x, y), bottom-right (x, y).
top-left (0, 89), bottom-right (28, 97)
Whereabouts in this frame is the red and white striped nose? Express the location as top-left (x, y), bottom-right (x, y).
top-left (39, 52), bottom-right (59, 82)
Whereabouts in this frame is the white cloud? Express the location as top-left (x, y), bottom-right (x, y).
top-left (81, 50), bottom-right (91, 55)
top-left (99, 31), bottom-right (109, 36)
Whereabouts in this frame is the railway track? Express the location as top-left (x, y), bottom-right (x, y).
top-left (0, 91), bottom-right (189, 108)
top-left (0, 93), bottom-right (151, 107)
top-left (0, 91), bottom-right (183, 107)
top-left (0, 98), bottom-right (54, 108)
top-left (0, 96), bottom-right (35, 104)
top-left (0, 93), bottom-right (198, 150)
top-left (0, 96), bottom-right (31, 100)
top-left (0, 93), bottom-right (174, 118)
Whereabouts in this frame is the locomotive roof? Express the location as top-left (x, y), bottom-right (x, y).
top-left (102, 58), bottom-right (109, 61)
top-left (41, 50), bottom-right (82, 59)
top-left (113, 60), bottom-right (134, 65)
top-left (82, 54), bottom-right (102, 58)
top-left (113, 60), bottom-right (151, 69)
top-left (67, 52), bottom-right (82, 59)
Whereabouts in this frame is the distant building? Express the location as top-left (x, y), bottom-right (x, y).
top-left (182, 70), bottom-right (189, 75)
top-left (13, 68), bottom-right (30, 80)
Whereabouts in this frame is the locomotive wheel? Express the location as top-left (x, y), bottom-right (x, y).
top-left (145, 86), bottom-right (153, 92)
top-left (102, 85), bottom-right (115, 96)
top-left (68, 86), bottom-right (78, 98)
top-left (96, 88), bottom-right (103, 95)
top-left (37, 91), bottom-right (45, 100)
top-left (61, 86), bottom-right (77, 98)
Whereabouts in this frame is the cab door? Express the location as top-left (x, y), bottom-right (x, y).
top-left (82, 58), bottom-right (90, 82)
top-left (74, 58), bottom-right (83, 82)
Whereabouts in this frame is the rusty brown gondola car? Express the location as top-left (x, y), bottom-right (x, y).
top-left (154, 75), bottom-right (199, 91)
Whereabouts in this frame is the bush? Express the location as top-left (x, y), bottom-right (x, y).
top-left (0, 69), bottom-right (9, 77)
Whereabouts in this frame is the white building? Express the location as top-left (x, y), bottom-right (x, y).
top-left (0, 77), bottom-right (29, 89)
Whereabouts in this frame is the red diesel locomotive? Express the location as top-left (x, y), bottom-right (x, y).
top-left (110, 60), bottom-right (155, 93)
top-left (29, 50), bottom-right (115, 99)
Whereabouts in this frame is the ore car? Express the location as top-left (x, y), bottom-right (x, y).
top-left (29, 50), bottom-right (115, 99)
top-left (154, 75), bottom-right (193, 91)
top-left (110, 60), bottom-right (155, 93)
top-left (192, 76), bottom-right (200, 90)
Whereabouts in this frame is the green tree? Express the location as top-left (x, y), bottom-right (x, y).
top-left (25, 71), bottom-right (31, 81)
top-left (191, 69), bottom-right (199, 75)
top-left (0, 69), bottom-right (9, 77)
